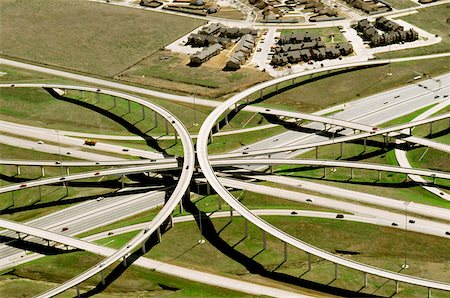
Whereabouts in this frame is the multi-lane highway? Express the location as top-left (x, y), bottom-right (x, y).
top-left (196, 67), bottom-right (450, 292)
top-left (1, 66), bottom-right (449, 296)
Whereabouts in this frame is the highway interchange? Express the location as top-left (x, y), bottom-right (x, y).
top-left (0, 0), bottom-right (450, 295)
top-left (0, 68), bottom-right (449, 297)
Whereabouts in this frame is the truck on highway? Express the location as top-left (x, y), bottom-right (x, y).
top-left (84, 139), bottom-right (97, 146)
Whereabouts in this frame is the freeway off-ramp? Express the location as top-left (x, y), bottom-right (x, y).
top-left (0, 63), bottom-right (449, 296)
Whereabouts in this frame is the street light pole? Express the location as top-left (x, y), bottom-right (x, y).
top-left (56, 130), bottom-right (64, 176)
top-left (387, 44), bottom-right (392, 76)
top-left (402, 201), bottom-right (410, 269)
top-left (193, 89), bottom-right (198, 127)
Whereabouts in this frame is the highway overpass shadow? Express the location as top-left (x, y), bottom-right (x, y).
top-left (182, 198), bottom-right (382, 298)
top-left (43, 88), bottom-right (171, 158)
top-left (0, 235), bottom-right (78, 256)
top-left (81, 192), bottom-right (174, 296)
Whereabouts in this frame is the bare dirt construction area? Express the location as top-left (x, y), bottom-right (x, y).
top-left (119, 51), bottom-right (271, 98)
top-left (0, 0), bottom-right (204, 77)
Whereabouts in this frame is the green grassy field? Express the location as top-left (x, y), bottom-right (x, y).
top-left (385, 0), bottom-right (419, 9)
top-left (0, 251), bottom-right (254, 297)
top-left (0, 0), bottom-right (204, 77)
top-left (247, 57), bottom-right (450, 112)
top-left (376, 4), bottom-right (450, 58)
top-left (120, 51), bottom-right (272, 99)
top-left (96, 216), bottom-right (450, 297)
top-left (274, 138), bottom-right (450, 208)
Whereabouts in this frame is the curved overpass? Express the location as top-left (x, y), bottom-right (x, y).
top-left (0, 85), bottom-right (196, 297)
top-left (211, 112), bottom-right (450, 160)
top-left (196, 65), bottom-right (450, 291)
top-left (213, 158), bottom-right (450, 180)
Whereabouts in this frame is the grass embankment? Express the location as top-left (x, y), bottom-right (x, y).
top-left (77, 189), bottom-right (340, 238)
top-left (274, 138), bottom-right (450, 208)
top-left (119, 51), bottom-right (272, 99)
top-left (376, 5), bottom-right (450, 58)
top-left (214, 7), bottom-right (246, 20)
top-left (97, 216), bottom-right (450, 297)
top-left (0, 0), bottom-right (204, 77)
top-left (385, 0), bottom-right (419, 9)
top-left (0, 251), bottom-right (251, 297)
top-left (246, 57), bottom-right (450, 112)
top-left (280, 28), bottom-right (348, 44)
top-left (410, 105), bottom-right (450, 144)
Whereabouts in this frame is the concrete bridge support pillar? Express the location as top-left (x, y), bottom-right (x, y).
top-left (350, 168), bottom-right (354, 180)
top-left (41, 166), bottom-right (45, 177)
top-left (11, 191), bottom-right (14, 206)
top-left (112, 96), bottom-right (116, 108)
top-left (216, 122), bottom-right (220, 133)
top-left (229, 208), bottom-right (233, 222)
top-left (292, 78), bottom-right (295, 85)
top-left (156, 227), bottom-right (161, 243)
top-left (334, 263), bottom-right (338, 280)
top-left (122, 256), bottom-right (127, 267)
top-left (429, 122), bottom-right (433, 135)
top-left (101, 270), bottom-right (105, 285)
top-left (76, 285), bottom-right (80, 297)
top-left (363, 137), bottom-right (367, 152)
top-left (395, 281), bottom-right (399, 294)
top-left (409, 127), bottom-right (412, 135)
top-left (38, 186), bottom-right (42, 200)
top-left (364, 272), bottom-right (368, 287)
top-left (121, 175), bottom-right (125, 189)
top-left (95, 92), bottom-right (100, 104)
top-left (225, 114), bottom-right (229, 125)
top-left (275, 83), bottom-right (278, 92)
top-left (217, 196), bottom-right (222, 209)
top-left (66, 167), bottom-right (70, 175)
top-left (154, 111), bottom-right (158, 127)
top-left (209, 130), bottom-right (214, 143)
top-left (174, 130), bottom-right (178, 143)
top-left (269, 166), bottom-right (273, 174)
top-left (315, 146), bottom-right (318, 159)
top-left (127, 100), bottom-right (131, 113)
top-left (428, 288), bottom-right (432, 298)
top-left (378, 170), bottom-right (382, 180)
top-left (64, 182), bottom-right (69, 196)
top-left (142, 242), bottom-right (146, 254)
top-left (323, 167), bottom-right (326, 177)
top-left (169, 214), bottom-right (174, 228)
top-left (179, 200), bottom-right (183, 214)
top-left (260, 89), bottom-right (263, 99)
top-left (340, 142), bottom-right (343, 157)
top-left (16, 165), bottom-right (20, 176)
top-left (141, 105), bottom-right (145, 120)
top-left (165, 120), bottom-right (169, 135)
top-left (206, 182), bottom-right (211, 195)
top-left (80, 90), bottom-right (84, 100)
top-left (262, 230), bottom-right (266, 250)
